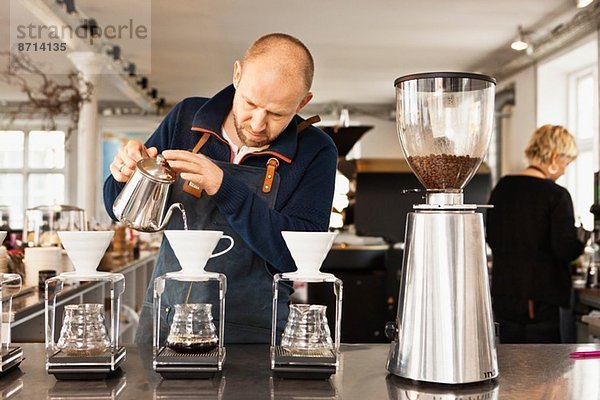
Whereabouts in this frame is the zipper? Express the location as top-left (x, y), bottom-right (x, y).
top-left (262, 158), bottom-right (279, 193)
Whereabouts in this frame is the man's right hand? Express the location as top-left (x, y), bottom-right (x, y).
top-left (109, 140), bottom-right (158, 183)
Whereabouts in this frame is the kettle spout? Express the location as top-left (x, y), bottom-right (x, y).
top-left (158, 203), bottom-right (187, 231)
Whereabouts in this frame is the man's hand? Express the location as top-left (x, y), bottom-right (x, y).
top-left (163, 150), bottom-right (224, 195)
top-left (110, 140), bottom-right (158, 183)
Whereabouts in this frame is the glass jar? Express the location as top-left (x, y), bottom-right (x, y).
top-left (56, 304), bottom-right (111, 356)
top-left (281, 304), bottom-right (333, 352)
top-left (165, 303), bottom-right (218, 353)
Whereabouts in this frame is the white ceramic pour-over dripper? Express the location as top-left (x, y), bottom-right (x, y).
top-left (281, 231), bottom-right (337, 280)
top-left (164, 230), bottom-right (234, 277)
top-left (57, 231), bottom-right (114, 276)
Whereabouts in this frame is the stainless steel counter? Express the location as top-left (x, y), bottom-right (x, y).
top-left (2, 343), bottom-right (599, 399)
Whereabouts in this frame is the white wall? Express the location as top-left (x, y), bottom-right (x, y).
top-left (495, 33), bottom-right (599, 178)
top-left (537, 34), bottom-right (597, 128)
top-left (496, 67), bottom-right (537, 176)
top-left (537, 66), bottom-right (568, 126)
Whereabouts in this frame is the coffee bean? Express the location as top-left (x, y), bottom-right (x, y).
top-left (407, 154), bottom-right (480, 189)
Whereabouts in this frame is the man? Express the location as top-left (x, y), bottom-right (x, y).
top-left (103, 33), bottom-right (338, 344)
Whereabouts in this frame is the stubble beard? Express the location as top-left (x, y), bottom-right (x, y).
top-left (232, 109), bottom-right (271, 148)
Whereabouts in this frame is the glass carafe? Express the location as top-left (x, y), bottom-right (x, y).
top-left (395, 72), bottom-right (495, 192)
top-left (56, 304), bottom-right (111, 356)
top-left (281, 304), bottom-right (333, 352)
top-left (165, 303), bottom-right (218, 353)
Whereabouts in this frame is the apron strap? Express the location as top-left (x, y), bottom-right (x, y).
top-left (262, 158), bottom-right (279, 193)
top-left (191, 132), bottom-right (211, 153)
top-left (297, 115), bottom-right (321, 133)
top-left (182, 132), bottom-right (211, 198)
top-left (262, 115), bottom-right (319, 193)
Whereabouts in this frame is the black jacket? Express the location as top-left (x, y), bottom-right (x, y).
top-left (486, 175), bottom-right (584, 307)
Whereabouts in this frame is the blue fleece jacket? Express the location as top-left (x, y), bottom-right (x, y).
top-left (103, 85), bottom-right (338, 273)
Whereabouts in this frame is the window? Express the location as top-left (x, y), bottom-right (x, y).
top-left (0, 130), bottom-right (66, 229)
top-left (537, 36), bottom-right (598, 231)
top-left (564, 66), bottom-right (598, 230)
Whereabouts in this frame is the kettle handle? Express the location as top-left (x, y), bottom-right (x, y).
top-left (210, 235), bottom-right (235, 258)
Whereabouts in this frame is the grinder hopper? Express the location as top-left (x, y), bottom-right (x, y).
top-left (396, 72), bottom-right (493, 193)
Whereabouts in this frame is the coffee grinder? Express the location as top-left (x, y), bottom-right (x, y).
top-left (271, 231), bottom-right (343, 380)
top-left (385, 72), bottom-right (498, 384)
top-left (153, 230), bottom-right (232, 379)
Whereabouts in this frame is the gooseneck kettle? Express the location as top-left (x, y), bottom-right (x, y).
top-left (112, 154), bottom-right (184, 232)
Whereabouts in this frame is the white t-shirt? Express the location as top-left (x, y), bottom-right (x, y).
top-left (222, 127), bottom-right (269, 164)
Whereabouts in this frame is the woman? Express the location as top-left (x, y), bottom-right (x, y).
top-left (486, 124), bottom-right (585, 343)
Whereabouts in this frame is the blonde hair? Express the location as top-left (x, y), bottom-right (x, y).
top-left (524, 124), bottom-right (578, 164)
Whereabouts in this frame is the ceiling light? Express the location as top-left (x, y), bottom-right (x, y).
top-left (576, 0), bottom-right (594, 8)
top-left (511, 25), bottom-right (530, 51)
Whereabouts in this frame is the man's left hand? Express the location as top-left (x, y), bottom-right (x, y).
top-left (162, 150), bottom-right (224, 195)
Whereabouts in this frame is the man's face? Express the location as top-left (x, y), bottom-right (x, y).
top-left (231, 60), bottom-right (312, 147)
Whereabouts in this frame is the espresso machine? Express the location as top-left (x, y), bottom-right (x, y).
top-left (271, 231), bottom-right (343, 380)
top-left (153, 230), bottom-right (232, 379)
top-left (385, 72), bottom-right (498, 384)
top-left (45, 231), bottom-right (126, 380)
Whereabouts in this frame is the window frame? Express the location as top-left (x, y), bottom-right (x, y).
top-left (0, 129), bottom-right (68, 229)
top-left (565, 64), bottom-right (598, 230)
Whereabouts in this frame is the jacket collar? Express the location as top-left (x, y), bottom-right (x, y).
top-left (191, 84), bottom-right (299, 163)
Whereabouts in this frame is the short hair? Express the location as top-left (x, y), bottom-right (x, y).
top-left (242, 33), bottom-right (314, 91)
top-left (524, 124), bottom-right (578, 164)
